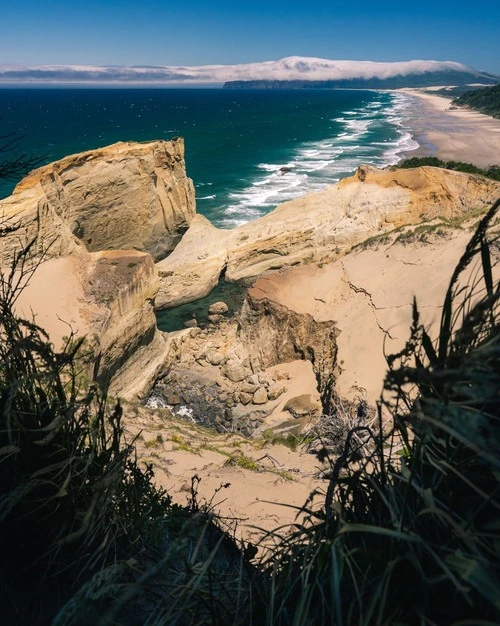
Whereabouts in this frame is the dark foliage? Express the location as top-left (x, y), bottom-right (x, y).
top-left (454, 83), bottom-right (500, 118)
top-left (398, 156), bottom-right (500, 180)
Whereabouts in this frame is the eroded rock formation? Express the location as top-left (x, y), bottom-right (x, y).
top-left (156, 214), bottom-right (499, 432)
top-left (0, 139), bottom-right (195, 263)
top-left (1, 139), bottom-right (195, 399)
top-left (156, 165), bottom-right (500, 308)
top-left (3, 142), bottom-right (498, 414)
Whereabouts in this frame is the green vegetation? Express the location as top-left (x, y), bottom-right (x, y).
top-left (0, 239), bottom-right (178, 623)
top-left (2, 190), bottom-right (499, 623)
top-left (397, 156), bottom-right (500, 180)
top-left (255, 201), bottom-right (500, 624)
top-left (453, 82), bottom-right (500, 118)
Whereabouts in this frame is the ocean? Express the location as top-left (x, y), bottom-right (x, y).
top-left (0, 88), bottom-right (418, 227)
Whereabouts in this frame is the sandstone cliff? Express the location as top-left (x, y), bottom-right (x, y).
top-left (155, 165), bottom-right (500, 308)
top-left (14, 248), bottom-right (171, 399)
top-left (2, 139), bottom-right (196, 400)
top-left (4, 145), bottom-right (498, 409)
top-left (156, 214), bottom-right (498, 435)
top-left (0, 139), bottom-right (195, 263)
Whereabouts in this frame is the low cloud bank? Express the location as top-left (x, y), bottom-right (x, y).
top-left (0, 57), bottom-right (489, 84)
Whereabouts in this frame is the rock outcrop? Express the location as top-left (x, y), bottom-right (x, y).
top-left (155, 165), bottom-right (500, 308)
top-left (0, 139), bottom-right (195, 264)
top-left (2, 139), bottom-right (196, 399)
top-left (13, 248), bottom-right (171, 399)
top-left (4, 143), bottom-right (498, 415)
top-left (152, 210), bottom-right (499, 434)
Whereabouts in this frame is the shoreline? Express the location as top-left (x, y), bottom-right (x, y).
top-left (397, 88), bottom-right (500, 168)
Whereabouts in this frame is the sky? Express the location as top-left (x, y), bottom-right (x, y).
top-left (0, 0), bottom-right (499, 74)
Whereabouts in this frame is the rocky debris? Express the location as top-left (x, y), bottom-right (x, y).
top-left (184, 318), bottom-right (198, 329)
top-left (221, 360), bottom-right (250, 383)
top-left (209, 301), bottom-right (229, 315)
top-left (0, 139), bottom-right (195, 265)
top-left (284, 394), bottom-right (323, 418)
top-left (208, 314), bottom-right (225, 324)
top-left (240, 382), bottom-right (260, 394)
top-left (205, 350), bottom-right (224, 366)
top-left (238, 392), bottom-right (253, 405)
top-left (252, 387), bottom-right (268, 405)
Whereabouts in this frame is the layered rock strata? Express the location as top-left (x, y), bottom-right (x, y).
top-left (13, 248), bottom-right (170, 399)
top-left (1, 139), bottom-right (195, 399)
top-left (0, 139), bottom-right (195, 263)
top-left (156, 165), bottom-right (500, 308)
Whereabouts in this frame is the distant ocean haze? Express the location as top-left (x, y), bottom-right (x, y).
top-left (0, 88), bottom-right (418, 227)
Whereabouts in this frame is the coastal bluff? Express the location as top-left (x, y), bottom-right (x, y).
top-left (1, 139), bottom-right (195, 398)
top-left (2, 140), bottom-right (499, 409)
top-left (0, 138), bottom-right (195, 264)
top-left (156, 164), bottom-right (500, 309)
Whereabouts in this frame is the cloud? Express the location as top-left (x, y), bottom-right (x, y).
top-left (0, 57), bottom-right (481, 84)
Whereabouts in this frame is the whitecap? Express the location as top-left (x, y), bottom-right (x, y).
top-left (215, 92), bottom-right (420, 228)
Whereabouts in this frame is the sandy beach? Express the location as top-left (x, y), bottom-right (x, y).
top-left (399, 88), bottom-right (500, 168)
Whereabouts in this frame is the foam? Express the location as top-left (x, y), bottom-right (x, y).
top-left (216, 92), bottom-right (420, 228)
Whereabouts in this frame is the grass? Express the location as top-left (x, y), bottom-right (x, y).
top-left (0, 235), bottom-right (179, 624)
top-left (394, 222), bottom-right (452, 244)
top-left (171, 432), bottom-right (200, 454)
top-left (225, 453), bottom-right (261, 471)
top-left (144, 433), bottom-right (164, 447)
top-left (251, 199), bottom-right (500, 625)
top-left (2, 197), bottom-right (499, 625)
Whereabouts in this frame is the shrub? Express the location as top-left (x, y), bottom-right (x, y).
top-left (397, 156), bottom-right (500, 181)
top-left (0, 236), bottom-right (174, 624)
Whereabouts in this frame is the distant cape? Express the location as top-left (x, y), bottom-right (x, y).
top-left (1, 57), bottom-right (498, 86)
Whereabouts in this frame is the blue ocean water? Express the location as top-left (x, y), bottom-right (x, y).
top-left (0, 88), bottom-right (418, 227)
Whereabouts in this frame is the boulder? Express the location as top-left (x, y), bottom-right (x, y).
top-left (252, 387), bottom-right (268, 405)
top-left (284, 395), bottom-right (323, 418)
top-left (240, 382), bottom-right (260, 394)
top-left (206, 350), bottom-right (224, 366)
top-left (209, 301), bottom-right (229, 315)
top-left (221, 360), bottom-right (249, 383)
top-left (208, 314), bottom-right (225, 324)
top-left (238, 392), bottom-right (253, 405)
top-left (268, 383), bottom-right (287, 401)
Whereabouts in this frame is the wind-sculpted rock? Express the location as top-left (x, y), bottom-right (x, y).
top-left (0, 139), bottom-right (195, 264)
top-left (209, 301), bottom-right (229, 315)
top-left (156, 165), bottom-right (500, 308)
top-left (2, 139), bottom-right (196, 399)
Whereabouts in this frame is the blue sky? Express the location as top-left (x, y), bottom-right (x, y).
top-left (1, 0), bottom-right (499, 74)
